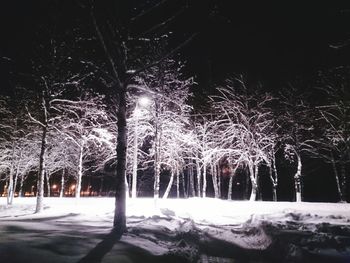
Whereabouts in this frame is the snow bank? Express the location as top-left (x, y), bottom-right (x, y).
top-left (1, 197), bottom-right (350, 262)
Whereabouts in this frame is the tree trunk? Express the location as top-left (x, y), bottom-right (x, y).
top-left (340, 163), bottom-right (347, 202)
top-left (330, 153), bottom-right (342, 201)
top-left (217, 164), bottom-right (221, 198)
top-left (35, 122), bottom-right (48, 213)
top-left (11, 150), bottom-right (22, 202)
top-left (189, 164), bottom-right (195, 197)
top-left (60, 168), bottom-right (65, 198)
top-left (131, 113), bottom-right (139, 198)
top-left (10, 172), bottom-right (17, 204)
top-left (196, 161), bottom-right (201, 197)
top-left (7, 143), bottom-right (15, 205)
top-left (255, 165), bottom-right (262, 200)
top-left (227, 164), bottom-right (237, 200)
top-left (181, 170), bottom-right (187, 198)
top-left (46, 171), bottom-right (51, 197)
top-left (76, 144), bottom-right (84, 198)
top-left (249, 163), bottom-right (257, 201)
top-left (163, 169), bottom-right (174, 199)
top-left (18, 174), bottom-right (25, 197)
top-left (245, 169), bottom-right (250, 200)
top-left (269, 163), bottom-right (277, 201)
top-left (113, 89), bottom-right (127, 232)
top-left (99, 177), bottom-right (104, 196)
top-left (176, 169), bottom-right (180, 198)
top-left (202, 164), bottom-right (207, 198)
top-left (294, 153), bottom-right (302, 202)
top-left (211, 163), bottom-right (219, 198)
top-left (272, 155), bottom-right (278, 201)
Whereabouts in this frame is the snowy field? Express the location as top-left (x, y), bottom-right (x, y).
top-left (1, 197), bottom-right (350, 262)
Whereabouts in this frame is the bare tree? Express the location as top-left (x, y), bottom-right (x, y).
top-left (0, 96), bottom-right (34, 204)
top-left (126, 95), bottom-right (153, 198)
top-left (280, 86), bottom-right (317, 202)
top-left (191, 118), bottom-right (224, 198)
top-left (212, 77), bottom-right (277, 201)
top-left (81, 0), bottom-right (201, 233)
top-left (132, 59), bottom-right (193, 202)
top-left (51, 93), bottom-right (111, 198)
top-left (26, 33), bottom-right (91, 212)
top-left (315, 69), bottom-right (350, 202)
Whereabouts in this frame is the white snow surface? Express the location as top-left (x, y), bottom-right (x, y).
top-left (1, 197), bottom-right (350, 262)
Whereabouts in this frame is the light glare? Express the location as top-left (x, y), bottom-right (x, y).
top-left (138, 96), bottom-right (151, 107)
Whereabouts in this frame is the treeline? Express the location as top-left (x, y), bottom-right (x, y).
top-left (1, 60), bottom-right (349, 205)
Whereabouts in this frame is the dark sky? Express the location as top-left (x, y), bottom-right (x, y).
top-left (0, 1), bottom-right (349, 94)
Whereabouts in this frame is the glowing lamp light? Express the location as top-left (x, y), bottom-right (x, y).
top-left (138, 96), bottom-right (151, 107)
top-left (52, 184), bottom-right (57, 189)
top-left (71, 185), bottom-right (76, 190)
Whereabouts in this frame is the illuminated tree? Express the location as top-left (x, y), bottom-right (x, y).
top-left (133, 59), bottom-right (193, 201)
top-left (44, 130), bottom-right (77, 197)
top-left (26, 32), bottom-right (91, 212)
top-left (126, 96), bottom-right (153, 198)
top-left (0, 96), bottom-right (34, 204)
top-left (212, 78), bottom-right (277, 201)
top-left (191, 118), bottom-right (223, 198)
top-left (161, 117), bottom-right (191, 199)
top-left (51, 93), bottom-right (111, 198)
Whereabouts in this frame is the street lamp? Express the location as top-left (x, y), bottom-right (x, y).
top-left (131, 96), bottom-right (151, 198)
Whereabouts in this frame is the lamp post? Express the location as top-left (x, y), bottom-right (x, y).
top-left (131, 96), bottom-right (150, 198)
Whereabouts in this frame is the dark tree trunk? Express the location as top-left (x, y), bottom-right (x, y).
top-left (217, 164), bottom-right (221, 198)
top-left (7, 143), bottom-right (15, 205)
top-left (340, 163), bottom-right (347, 202)
top-left (113, 89), bottom-right (127, 232)
top-left (189, 164), bottom-right (195, 197)
top-left (255, 165), bottom-right (262, 201)
top-left (181, 170), bottom-right (187, 198)
top-left (45, 171), bottom-right (51, 197)
top-left (35, 95), bottom-right (48, 214)
top-left (18, 174), bottom-right (25, 197)
top-left (99, 177), bottom-right (104, 196)
top-left (176, 169), bottom-right (180, 198)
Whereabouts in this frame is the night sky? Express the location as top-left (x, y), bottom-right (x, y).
top-left (1, 1), bottom-right (349, 94)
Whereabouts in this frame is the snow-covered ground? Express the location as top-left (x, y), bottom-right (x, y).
top-left (1, 197), bottom-right (350, 262)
